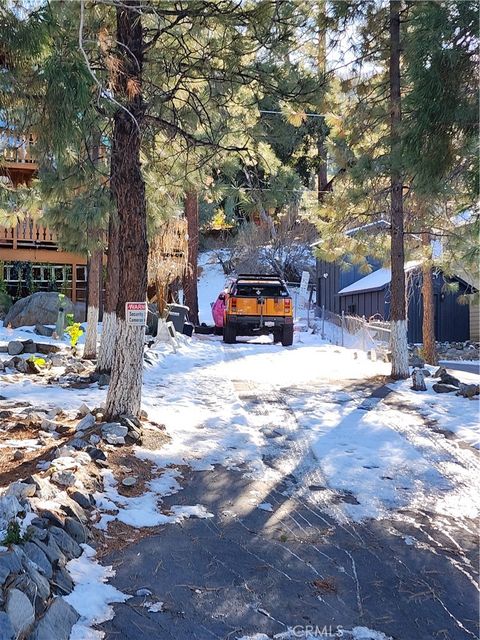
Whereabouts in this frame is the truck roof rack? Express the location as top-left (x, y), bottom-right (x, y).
top-left (236, 273), bottom-right (282, 280)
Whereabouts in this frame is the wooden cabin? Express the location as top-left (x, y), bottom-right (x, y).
top-left (0, 129), bottom-right (87, 303)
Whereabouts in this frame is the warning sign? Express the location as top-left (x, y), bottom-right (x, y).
top-left (125, 302), bottom-right (147, 326)
top-left (299, 270), bottom-right (310, 298)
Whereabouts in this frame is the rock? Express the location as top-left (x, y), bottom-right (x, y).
top-left (89, 434), bottom-right (100, 445)
top-left (28, 525), bottom-right (47, 541)
top-left (51, 565), bottom-right (74, 595)
top-left (6, 588), bottom-right (35, 638)
top-left (5, 481), bottom-right (36, 499)
top-left (0, 550), bottom-right (22, 585)
top-left (32, 535), bottom-right (66, 567)
top-left (87, 447), bottom-right (106, 462)
top-left (104, 434), bottom-right (125, 445)
top-left (40, 417), bottom-right (58, 432)
top-left (69, 438), bottom-right (87, 450)
top-left (433, 366), bottom-right (447, 378)
top-left (64, 517), bottom-right (89, 544)
top-left (101, 423), bottom-right (128, 439)
top-left (48, 526), bottom-right (82, 559)
top-left (28, 596), bottom-right (79, 640)
top-left (457, 383), bottom-right (480, 398)
top-left (135, 588), bottom-right (152, 597)
top-left (13, 450), bottom-right (25, 461)
top-left (37, 509), bottom-right (65, 528)
top-left (0, 495), bottom-right (25, 530)
top-left (75, 413), bottom-right (95, 432)
top-left (122, 477), bottom-right (137, 487)
top-left (7, 341), bottom-right (23, 356)
top-left (36, 343), bottom-right (62, 355)
top-left (15, 358), bottom-right (29, 373)
top-left (34, 324), bottom-right (54, 337)
top-left (126, 429), bottom-right (142, 443)
top-left (69, 490), bottom-right (93, 510)
top-left (119, 413), bottom-right (142, 429)
top-left (51, 471), bottom-right (76, 488)
top-left (3, 292), bottom-right (82, 329)
top-left (55, 424), bottom-right (71, 435)
top-left (9, 573), bottom-right (46, 616)
top-left (432, 383), bottom-right (458, 394)
top-left (22, 342), bottom-right (37, 355)
top-left (60, 499), bottom-right (86, 523)
top-left (101, 422), bottom-right (127, 445)
top-left (439, 372), bottom-right (461, 387)
top-left (49, 354), bottom-right (66, 367)
top-left (409, 353), bottom-right (425, 368)
top-left (22, 561), bottom-right (51, 601)
top-left (47, 406), bottom-right (63, 419)
top-left (21, 541), bottom-right (53, 579)
top-left (77, 402), bottom-right (91, 417)
top-left (0, 612), bottom-right (15, 640)
top-left (97, 373), bottom-right (110, 387)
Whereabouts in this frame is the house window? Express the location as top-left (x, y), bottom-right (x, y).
top-left (347, 304), bottom-right (356, 314)
top-left (76, 266), bottom-right (87, 282)
top-left (32, 266), bottom-right (43, 281)
top-left (54, 267), bottom-right (65, 282)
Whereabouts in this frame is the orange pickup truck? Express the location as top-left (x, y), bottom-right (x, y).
top-left (223, 274), bottom-right (294, 346)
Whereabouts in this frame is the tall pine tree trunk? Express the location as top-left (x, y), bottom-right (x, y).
top-left (422, 231), bottom-right (437, 365)
top-left (389, 0), bottom-right (409, 379)
top-left (105, 1), bottom-right (147, 419)
top-left (316, 0), bottom-right (328, 205)
top-left (97, 211), bottom-right (119, 373)
top-left (83, 248), bottom-right (102, 359)
top-left (183, 190), bottom-right (199, 324)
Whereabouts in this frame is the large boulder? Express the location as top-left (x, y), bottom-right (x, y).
top-left (3, 293), bottom-right (83, 329)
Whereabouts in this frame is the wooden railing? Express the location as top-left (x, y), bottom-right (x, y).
top-left (0, 130), bottom-right (37, 166)
top-left (0, 217), bottom-right (57, 249)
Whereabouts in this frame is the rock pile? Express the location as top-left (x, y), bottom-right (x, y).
top-left (0, 477), bottom-right (96, 639)
top-left (411, 365), bottom-right (480, 398)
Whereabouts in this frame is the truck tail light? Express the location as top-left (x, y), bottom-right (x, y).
top-left (284, 299), bottom-right (292, 314)
top-left (231, 297), bottom-right (237, 312)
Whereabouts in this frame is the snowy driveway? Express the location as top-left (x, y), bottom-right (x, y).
top-left (99, 334), bottom-right (479, 640)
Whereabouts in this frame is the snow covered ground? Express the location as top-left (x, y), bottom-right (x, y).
top-left (0, 254), bottom-right (479, 640)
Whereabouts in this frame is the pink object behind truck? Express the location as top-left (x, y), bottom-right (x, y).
top-left (211, 292), bottom-right (228, 328)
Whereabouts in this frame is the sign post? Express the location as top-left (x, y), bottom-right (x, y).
top-left (299, 270), bottom-right (310, 298)
top-left (298, 270), bottom-right (310, 321)
top-left (125, 302), bottom-right (147, 326)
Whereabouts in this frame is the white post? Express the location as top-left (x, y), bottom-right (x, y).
top-left (321, 304), bottom-right (325, 340)
top-left (362, 315), bottom-right (366, 351)
top-left (341, 310), bottom-right (345, 347)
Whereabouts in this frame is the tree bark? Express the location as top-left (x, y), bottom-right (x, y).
top-left (105, 1), bottom-right (147, 419)
top-left (83, 248), bottom-right (102, 359)
top-left (389, 0), bottom-right (409, 380)
top-left (183, 190), bottom-right (199, 324)
top-left (316, 1), bottom-right (328, 206)
top-left (97, 210), bottom-right (119, 373)
top-left (422, 231), bottom-right (437, 365)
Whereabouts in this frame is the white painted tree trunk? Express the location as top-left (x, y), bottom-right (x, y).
top-left (390, 319), bottom-right (409, 379)
top-left (97, 312), bottom-right (117, 373)
top-left (83, 306), bottom-right (99, 360)
top-left (104, 318), bottom-right (145, 418)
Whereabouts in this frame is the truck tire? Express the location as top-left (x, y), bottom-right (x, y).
top-left (223, 322), bottom-right (236, 344)
top-left (273, 328), bottom-right (282, 344)
top-left (281, 325), bottom-right (293, 347)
